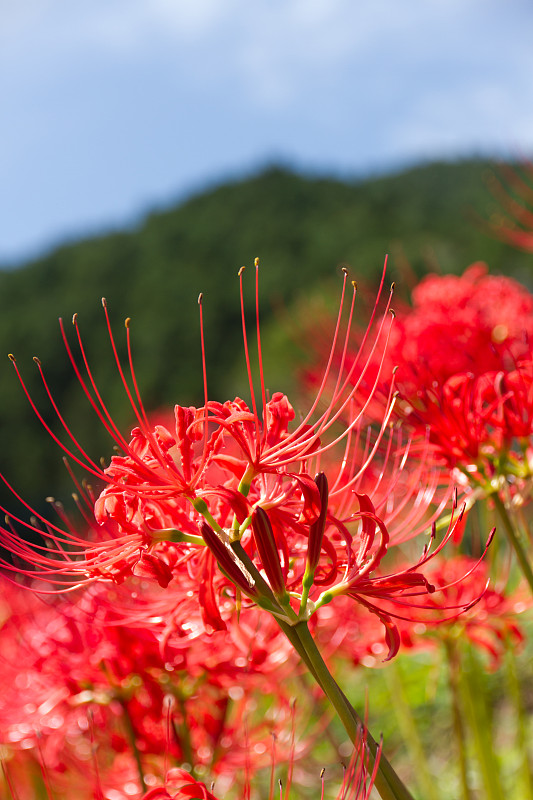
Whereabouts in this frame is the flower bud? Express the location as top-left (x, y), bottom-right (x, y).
top-left (306, 472), bottom-right (329, 574)
top-left (199, 521), bottom-right (258, 599)
top-left (251, 506), bottom-right (286, 597)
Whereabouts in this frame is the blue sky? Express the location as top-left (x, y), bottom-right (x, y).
top-left (1, 0), bottom-right (532, 263)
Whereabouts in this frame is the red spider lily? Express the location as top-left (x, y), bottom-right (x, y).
top-left (0, 576), bottom-right (305, 796)
top-left (399, 555), bottom-right (528, 670)
top-left (380, 269), bottom-right (533, 491)
top-left (0, 261), bottom-right (491, 661)
top-left (314, 547), bottom-right (521, 670)
top-left (313, 489), bottom-right (493, 660)
top-left (389, 263), bottom-right (533, 388)
top-left (304, 264), bottom-right (533, 490)
top-left (142, 768), bottom-right (219, 799)
top-left (396, 359), bottom-right (533, 487)
top-left (0, 575), bottom-right (326, 799)
top-left (0, 265), bottom-right (389, 590)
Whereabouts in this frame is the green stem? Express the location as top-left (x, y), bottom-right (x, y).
top-left (383, 660), bottom-right (440, 800)
top-left (174, 693), bottom-right (198, 779)
top-left (231, 540), bottom-right (416, 799)
top-left (1, 764), bottom-right (19, 800)
top-left (492, 493), bottom-right (533, 595)
top-left (293, 621), bottom-right (415, 800)
top-left (459, 644), bottom-right (504, 800)
top-left (158, 529), bottom-right (205, 546)
top-left (444, 639), bottom-right (472, 800)
top-left (117, 698), bottom-right (147, 793)
top-left (505, 640), bottom-right (533, 800)
top-left (298, 570), bottom-right (313, 616)
top-left (229, 541), bottom-right (324, 684)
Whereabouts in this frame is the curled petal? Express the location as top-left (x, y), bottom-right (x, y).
top-left (132, 551), bottom-right (174, 588)
top-left (200, 487), bottom-right (250, 524)
top-left (264, 391), bottom-right (295, 446)
top-left (198, 549), bottom-right (227, 632)
top-left (290, 473), bottom-right (321, 524)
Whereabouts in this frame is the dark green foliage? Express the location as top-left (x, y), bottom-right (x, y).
top-left (0, 158), bottom-right (530, 507)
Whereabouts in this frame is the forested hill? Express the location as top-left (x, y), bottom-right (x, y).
top-left (0, 158), bottom-right (530, 504)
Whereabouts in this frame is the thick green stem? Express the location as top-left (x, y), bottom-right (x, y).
top-left (230, 541), bottom-right (325, 685)
top-left (383, 660), bottom-right (440, 800)
top-left (118, 698), bottom-right (147, 793)
top-left (444, 639), bottom-right (472, 800)
top-left (293, 621), bottom-right (415, 800)
top-left (298, 570), bottom-right (313, 616)
top-left (492, 493), bottom-right (533, 595)
top-left (174, 693), bottom-right (198, 779)
top-left (459, 645), bottom-right (504, 800)
top-left (230, 541), bottom-right (415, 800)
top-left (505, 641), bottom-right (533, 800)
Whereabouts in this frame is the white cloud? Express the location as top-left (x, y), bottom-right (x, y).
top-left (2, 0), bottom-right (533, 260)
top-left (3, 1), bottom-right (533, 110)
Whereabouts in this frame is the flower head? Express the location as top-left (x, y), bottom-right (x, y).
top-left (0, 261), bottom-right (488, 658)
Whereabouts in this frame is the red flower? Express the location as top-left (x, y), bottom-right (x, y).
top-left (315, 489), bottom-right (493, 660)
top-left (302, 264), bottom-right (533, 497)
top-left (0, 574), bottom-right (308, 796)
top-left (404, 555), bottom-right (527, 670)
top-left (142, 769), bottom-right (219, 799)
top-left (0, 263), bottom-right (487, 658)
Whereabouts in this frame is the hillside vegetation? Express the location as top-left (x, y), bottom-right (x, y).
top-left (0, 159), bottom-right (530, 506)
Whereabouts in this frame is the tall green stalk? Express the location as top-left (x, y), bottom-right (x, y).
top-left (383, 660), bottom-right (440, 800)
top-left (444, 638), bottom-right (472, 800)
top-left (292, 621), bottom-right (415, 800)
top-left (230, 541), bottom-right (415, 800)
top-left (459, 645), bottom-right (504, 800)
top-left (492, 493), bottom-right (533, 595)
top-left (505, 642), bottom-right (533, 800)
top-left (117, 697), bottom-right (147, 793)
top-left (174, 692), bottom-right (198, 779)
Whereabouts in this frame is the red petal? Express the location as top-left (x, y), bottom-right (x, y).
top-left (132, 551), bottom-right (173, 588)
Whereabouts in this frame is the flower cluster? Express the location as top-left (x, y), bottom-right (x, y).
top-left (0, 575), bottom-right (311, 799)
top-left (0, 265), bottom-right (482, 664)
top-left (0, 259), bottom-right (503, 800)
top-left (385, 264), bottom-right (533, 489)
